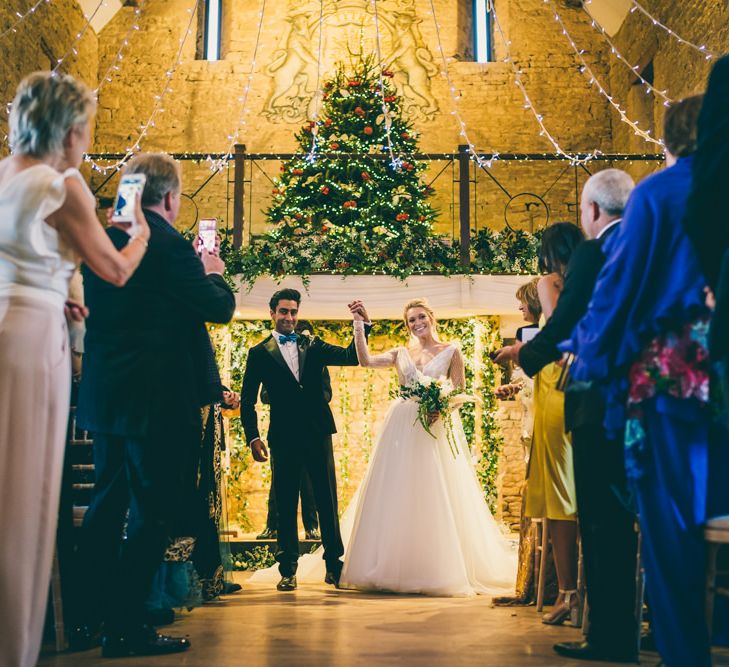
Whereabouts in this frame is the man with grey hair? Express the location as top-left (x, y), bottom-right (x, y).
top-left (494, 168), bottom-right (640, 663)
top-left (75, 153), bottom-right (235, 657)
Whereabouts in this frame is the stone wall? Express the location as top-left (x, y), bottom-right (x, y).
top-left (0, 0), bottom-right (98, 156)
top-left (89, 0), bottom-right (619, 237)
top-left (609, 0), bottom-right (729, 181)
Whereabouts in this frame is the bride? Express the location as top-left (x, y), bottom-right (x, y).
top-left (252, 298), bottom-right (516, 596)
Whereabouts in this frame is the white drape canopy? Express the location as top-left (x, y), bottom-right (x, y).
top-left (233, 274), bottom-right (535, 322)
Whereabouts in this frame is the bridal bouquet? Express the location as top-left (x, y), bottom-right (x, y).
top-left (399, 376), bottom-right (476, 458)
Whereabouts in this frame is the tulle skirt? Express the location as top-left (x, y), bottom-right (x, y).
top-left (252, 398), bottom-right (517, 597)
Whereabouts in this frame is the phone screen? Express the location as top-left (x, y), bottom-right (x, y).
top-left (112, 174), bottom-right (146, 223)
top-left (199, 218), bottom-right (217, 253)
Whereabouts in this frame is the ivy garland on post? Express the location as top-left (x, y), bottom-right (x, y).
top-left (213, 316), bottom-right (504, 528)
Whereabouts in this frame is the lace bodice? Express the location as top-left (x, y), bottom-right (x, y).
top-left (353, 320), bottom-right (465, 388)
top-left (0, 164), bottom-right (91, 306)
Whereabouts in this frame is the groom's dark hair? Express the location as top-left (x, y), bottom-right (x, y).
top-left (269, 288), bottom-right (301, 311)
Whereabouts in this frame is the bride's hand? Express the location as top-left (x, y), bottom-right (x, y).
top-left (348, 300), bottom-right (365, 321)
top-left (426, 410), bottom-right (439, 425)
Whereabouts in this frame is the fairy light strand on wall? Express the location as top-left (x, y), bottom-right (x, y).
top-left (371, 0), bottom-right (399, 169)
top-left (305, 0), bottom-right (325, 163)
top-left (95, 0), bottom-right (146, 94)
top-left (85, 0), bottom-right (201, 173)
top-left (207, 0), bottom-right (267, 173)
top-left (52, 0), bottom-right (106, 73)
top-left (545, 0), bottom-right (664, 148)
top-left (488, 0), bottom-right (599, 164)
top-left (425, 0), bottom-right (500, 168)
top-left (620, 0), bottom-right (715, 59)
top-left (581, 6), bottom-right (672, 105)
top-left (0, 0), bottom-right (52, 40)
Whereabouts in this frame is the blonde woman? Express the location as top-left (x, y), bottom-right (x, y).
top-left (0, 72), bottom-right (149, 667)
top-left (337, 298), bottom-right (517, 595)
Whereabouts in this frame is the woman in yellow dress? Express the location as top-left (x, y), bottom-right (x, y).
top-left (524, 223), bottom-right (584, 626)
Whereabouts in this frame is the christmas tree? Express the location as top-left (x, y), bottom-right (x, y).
top-left (250, 55), bottom-right (457, 280)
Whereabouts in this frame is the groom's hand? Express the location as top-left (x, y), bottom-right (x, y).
top-left (250, 438), bottom-right (269, 462)
top-left (348, 300), bottom-right (369, 322)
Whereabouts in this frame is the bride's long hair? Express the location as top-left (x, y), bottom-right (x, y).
top-left (403, 298), bottom-right (440, 344)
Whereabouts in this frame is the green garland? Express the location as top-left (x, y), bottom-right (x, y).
top-left (214, 317), bottom-right (503, 519)
top-left (218, 227), bottom-right (540, 287)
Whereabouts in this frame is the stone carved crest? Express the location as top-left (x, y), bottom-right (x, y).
top-left (264, 0), bottom-right (439, 123)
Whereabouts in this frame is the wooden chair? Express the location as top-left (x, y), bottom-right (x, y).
top-left (705, 515), bottom-right (729, 632)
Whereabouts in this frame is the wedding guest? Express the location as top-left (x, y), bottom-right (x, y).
top-left (564, 95), bottom-right (725, 667)
top-left (494, 278), bottom-right (558, 607)
top-left (74, 152), bottom-right (235, 657)
top-left (0, 71), bottom-right (150, 667)
top-left (514, 223), bottom-right (584, 626)
top-left (683, 55), bottom-right (729, 418)
top-left (496, 169), bottom-right (639, 662)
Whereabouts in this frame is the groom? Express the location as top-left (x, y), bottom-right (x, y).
top-left (240, 289), bottom-right (370, 590)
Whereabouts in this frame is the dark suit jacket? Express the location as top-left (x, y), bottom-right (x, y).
top-left (518, 225), bottom-right (618, 431)
top-left (77, 210), bottom-right (236, 438)
top-left (683, 55), bottom-right (729, 360)
top-left (683, 55), bottom-right (729, 292)
top-left (240, 332), bottom-right (364, 446)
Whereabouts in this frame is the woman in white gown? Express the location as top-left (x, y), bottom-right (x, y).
top-left (252, 298), bottom-right (516, 596)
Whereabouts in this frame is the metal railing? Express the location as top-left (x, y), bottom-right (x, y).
top-left (86, 145), bottom-right (664, 269)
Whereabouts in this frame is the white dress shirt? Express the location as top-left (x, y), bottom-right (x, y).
top-left (272, 330), bottom-right (300, 381)
top-left (596, 218), bottom-right (621, 240)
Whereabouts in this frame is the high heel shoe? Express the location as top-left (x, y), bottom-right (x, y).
top-left (542, 589), bottom-right (582, 626)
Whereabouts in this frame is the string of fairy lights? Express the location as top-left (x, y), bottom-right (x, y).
top-left (624, 0), bottom-right (716, 59)
top-left (52, 0), bottom-right (106, 73)
top-left (95, 0), bottom-right (146, 94)
top-left (545, 0), bottom-right (664, 148)
top-left (580, 5), bottom-right (672, 105)
top-left (85, 0), bottom-right (201, 174)
top-left (304, 0), bottom-right (325, 164)
top-left (371, 0), bottom-right (399, 169)
top-left (0, 0), bottom-right (719, 170)
top-left (488, 0), bottom-right (601, 164)
top-left (0, 0), bottom-right (52, 40)
top-left (206, 0), bottom-right (266, 173)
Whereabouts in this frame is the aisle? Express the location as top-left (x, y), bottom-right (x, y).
top-left (38, 575), bottom-right (726, 667)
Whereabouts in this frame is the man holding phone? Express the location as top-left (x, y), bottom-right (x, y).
top-left (75, 153), bottom-right (235, 657)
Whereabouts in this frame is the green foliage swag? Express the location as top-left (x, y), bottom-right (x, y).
top-left (212, 316), bottom-right (504, 531)
top-left (213, 56), bottom-right (540, 285)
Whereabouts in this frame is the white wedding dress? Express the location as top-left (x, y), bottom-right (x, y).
top-left (251, 321), bottom-right (517, 596)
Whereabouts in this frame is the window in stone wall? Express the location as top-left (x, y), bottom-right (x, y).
top-left (474, 0), bottom-right (493, 62)
top-left (196, 0), bottom-right (222, 61)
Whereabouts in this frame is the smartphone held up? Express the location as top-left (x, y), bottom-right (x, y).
top-left (111, 174), bottom-right (146, 232)
top-left (198, 218), bottom-right (217, 254)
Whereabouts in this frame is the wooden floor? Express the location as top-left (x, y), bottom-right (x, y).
top-left (38, 573), bottom-right (729, 667)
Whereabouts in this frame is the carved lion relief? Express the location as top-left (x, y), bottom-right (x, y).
top-left (264, 0), bottom-right (439, 123)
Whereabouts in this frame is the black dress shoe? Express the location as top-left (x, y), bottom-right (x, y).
top-left (223, 582), bottom-right (243, 594)
top-left (305, 528), bottom-right (321, 540)
top-left (101, 628), bottom-right (191, 658)
top-left (553, 640), bottom-right (638, 663)
top-left (67, 624), bottom-right (100, 652)
top-left (324, 571), bottom-right (340, 586)
top-left (256, 527), bottom-right (277, 540)
top-left (277, 576), bottom-right (297, 591)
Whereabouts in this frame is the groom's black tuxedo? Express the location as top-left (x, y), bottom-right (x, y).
top-left (240, 328), bottom-right (369, 577)
top-left (241, 334), bottom-right (356, 444)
